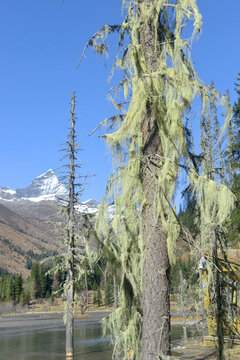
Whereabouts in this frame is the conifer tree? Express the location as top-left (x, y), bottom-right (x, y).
top-left (0, 274), bottom-right (15, 302)
top-left (105, 274), bottom-right (114, 307)
top-left (80, 1), bottom-right (234, 358)
top-left (14, 274), bottom-right (23, 303)
top-left (31, 263), bottom-right (41, 298)
top-left (210, 83), bottom-right (226, 184)
top-left (63, 91), bottom-right (77, 359)
top-left (226, 75), bottom-right (240, 245)
top-left (231, 75), bottom-right (240, 169)
top-left (59, 91), bottom-right (87, 359)
top-left (96, 287), bottom-right (102, 307)
top-left (8, 276), bottom-right (15, 301)
top-left (199, 83), bottom-right (233, 360)
top-left (226, 93), bottom-right (235, 189)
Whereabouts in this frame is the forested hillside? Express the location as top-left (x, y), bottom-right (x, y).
top-left (0, 202), bottom-right (59, 277)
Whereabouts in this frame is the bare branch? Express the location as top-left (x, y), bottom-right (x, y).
top-left (88, 114), bottom-right (126, 136)
top-left (77, 24), bottom-right (121, 67)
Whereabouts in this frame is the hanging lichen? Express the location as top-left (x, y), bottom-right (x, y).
top-left (80, 0), bottom-right (235, 358)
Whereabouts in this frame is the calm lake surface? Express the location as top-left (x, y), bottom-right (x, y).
top-left (0, 311), bottom-right (112, 360)
top-left (0, 311), bottom-right (203, 360)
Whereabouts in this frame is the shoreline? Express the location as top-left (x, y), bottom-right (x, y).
top-left (0, 310), bottom-right (112, 333)
top-left (0, 307), bottom-right (112, 317)
top-left (1, 311), bottom-right (240, 359)
top-left (0, 309), bottom-right (201, 328)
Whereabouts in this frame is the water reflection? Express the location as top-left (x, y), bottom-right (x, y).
top-left (0, 313), bottom-right (204, 360)
top-left (171, 323), bottom-right (205, 343)
top-left (0, 314), bottom-right (112, 360)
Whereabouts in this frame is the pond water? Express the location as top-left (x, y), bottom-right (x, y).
top-left (0, 312), bottom-right (203, 360)
top-left (0, 312), bottom-right (112, 360)
top-left (171, 323), bottom-right (204, 343)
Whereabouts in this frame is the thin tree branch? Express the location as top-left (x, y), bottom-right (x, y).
top-left (89, 114), bottom-right (126, 136)
top-left (77, 24), bottom-right (121, 67)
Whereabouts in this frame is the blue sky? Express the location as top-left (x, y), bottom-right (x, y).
top-left (0, 0), bottom-right (239, 201)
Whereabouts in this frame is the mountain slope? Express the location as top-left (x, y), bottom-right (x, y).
top-left (0, 202), bottom-right (61, 278)
top-left (0, 170), bottom-right (106, 278)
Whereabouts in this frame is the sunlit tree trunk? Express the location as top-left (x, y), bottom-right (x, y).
top-left (200, 93), bottom-right (225, 360)
top-left (211, 229), bottom-right (225, 360)
top-left (139, 1), bottom-right (170, 357)
top-left (66, 91), bottom-right (76, 359)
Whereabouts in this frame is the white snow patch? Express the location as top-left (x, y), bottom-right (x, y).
top-left (35, 169), bottom-right (54, 179)
top-left (1, 189), bottom-right (16, 195)
top-left (76, 204), bottom-right (99, 215)
top-left (22, 194), bottom-right (58, 202)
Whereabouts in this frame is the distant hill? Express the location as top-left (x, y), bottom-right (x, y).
top-left (0, 202), bottom-right (59, 278)
top-left (0, 170), bottom-right (104, 278)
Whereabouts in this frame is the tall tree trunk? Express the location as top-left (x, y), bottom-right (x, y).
top-left (66, 91), bottom-right (76, 359)
top-left (227, 119), bottom-right (234, 188)
top-left (139, 1), bottom-right (171, 358)
top-left (141, 114), bottom-right (171, 359)
top-left (211, 84), bottom-right (226, 184)
top-left (212, 229), bottom-right (225, 360)
top-left (66, 250), bottom-right (74, 358)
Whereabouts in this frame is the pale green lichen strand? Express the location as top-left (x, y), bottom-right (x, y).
top-left (89, 1), bottom-right (235, 358)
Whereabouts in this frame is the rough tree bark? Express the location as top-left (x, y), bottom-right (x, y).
top-left (139, 1), bottom-right (171, 358)
top-left (212, 230), bottom-right (225, 360)
top-left (66, 91), bottom-right (76, 359)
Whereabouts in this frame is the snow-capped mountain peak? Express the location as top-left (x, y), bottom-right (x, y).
top-left (0, 170), bottom-right (67, 202)
top-left (16, 169), bottom-right (68, 201)
top-left (0, 171), bottom-right (109, 216)
top-left (18, 169), bottom-right (67, 199)
top-left (36, 169), bottom-right (54, 179)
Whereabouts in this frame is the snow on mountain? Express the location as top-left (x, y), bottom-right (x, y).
top-left (17, 169), bottom-right (68, 200)
top-left (76, 199), bottom-right (100, 215)
top-left (0, 189), bottom-right (14, 201)
top-left (0, 186), bottom-right (17, 200)
top-left (82, 199), bottom-right (100, 207)
top-left (0, 169), bottom-right (67, 202)
top-left (0, 170), bottom-right (109, 216)
top-left (1, 187), bottom-right (16, 195)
